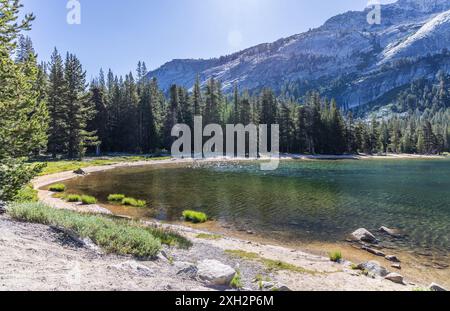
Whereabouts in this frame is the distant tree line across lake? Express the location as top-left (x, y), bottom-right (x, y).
top-left (45, 52), bottom-right (449, 158)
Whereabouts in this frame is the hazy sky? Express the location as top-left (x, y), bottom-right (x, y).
top-left (21, 0), bottom-right (397, 78)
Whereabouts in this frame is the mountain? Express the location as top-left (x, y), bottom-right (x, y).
top-left (145, 0), bottom-right (450, 109)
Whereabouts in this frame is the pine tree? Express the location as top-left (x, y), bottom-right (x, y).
top-left (0, 0), bottom-right (47, 201)
top-left (163, 85), bottom-right (180, 150)
top-left (204, 78), bottom-right (221, 125)
top-left (232, 84), bottom-right (240, 124)
top-left (47, 48), bottom-right (67, 157)
top-left (64, 53), bottom-right (97, 159)
top-left (192, 75), bottom-right (203, 116)
top-left (88, 86), bottom-right (108, 154)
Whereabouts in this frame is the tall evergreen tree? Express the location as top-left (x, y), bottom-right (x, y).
top-left (64, 53), bottom-right (97, 159)
top-left (0, 0), bottom-right (48, 201)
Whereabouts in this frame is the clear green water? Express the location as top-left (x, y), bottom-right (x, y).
top-left (64, 159), bottom-right (450, 256)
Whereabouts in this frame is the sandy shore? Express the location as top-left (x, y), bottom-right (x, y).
top-left (2, 155), bottom-right (446, 291)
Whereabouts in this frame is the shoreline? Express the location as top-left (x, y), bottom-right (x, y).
top-left (25, 155), bottom-right (449, 290)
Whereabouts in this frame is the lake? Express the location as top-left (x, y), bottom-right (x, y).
top-left (63, 159), bottom-right (450, 258)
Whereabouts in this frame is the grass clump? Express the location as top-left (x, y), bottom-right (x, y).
top-left (182, 210), bottom-right (208, 223)
top-left (328, 251), bottom-right (343, 263)
top-left (48, 184), bottom-right (66, 192)
top-left (80, 195), bottom-right (97, 205)
top-left (225, 250), bottom-right (260, 260)
top-left (230, 270), bottom-right (243, 289)
top-left (254, 274), bottom-right (272, 290)
top-left (108, 194), bottom-right (126, 202)
top-left (145, 225), bottom-right (192, 249)
top-left (7, 203), bottom-right (162, 258)
top-left (225, 250), bottom-right (316, 274)
top-left (122, 197), bottom-right (146, 208)
top-left (66, 194), bottom-right (81, 203)
top-left (196, 233), bottom-right (222, 240)
top-left (14, 184), bottom-right (38, 203)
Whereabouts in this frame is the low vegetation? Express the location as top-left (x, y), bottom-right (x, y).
top-left (80, 195), bottom-right (97, 205)
top-left (8, 203), bottom-right (162, 257)
top-left (144, 225), bottom-right (192, 249)
top-left (48, 184), bottom-right (66, 192)
top-left (66, 194), bottom-right (81, 203)
top-left (13, 184), bottom-right (38, 203)
top-left (328, 251), bottom-right (343, 263)
top-left (182, 210), bottom-right (208, 223)
top-left (225, 250), bottom-right (316, 274)
top-left (38, 157), bottom-right (171, 176)
top-left (254, 275), bottom-right (272, 290)
top-left (107, 194), bottom-right (126, 202)
top-left (196, 233), bottom-right (222, 240)
top-left (230, 270), bottom-right (243, 289)
top-left (121, 197), bottom-right (147, 208)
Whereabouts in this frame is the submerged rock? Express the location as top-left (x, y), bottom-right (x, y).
top-left (385, 273), bottom-right (405, 285)
top-left (357, 261), bottom-right (389, 277)
top-left (197, 260), bottom-right (236, 286)
top-left (379, 226), bottom-right (402, 237)
top-left (351, 228), bottom-right (378, 244)
top-left (362, 245), bottom-right (385, 257)
top-left (385, 255), bottom-right (401, 263)
top-left (429, 283), bottom-right (447, 292)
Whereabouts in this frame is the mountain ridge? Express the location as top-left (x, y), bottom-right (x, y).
top-left (145, 0), bottom-right (450, 108)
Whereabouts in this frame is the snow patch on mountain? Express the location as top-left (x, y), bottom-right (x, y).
top-left (381, 10), bottom-right (450, 62)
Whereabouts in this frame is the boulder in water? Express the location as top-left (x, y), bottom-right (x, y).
top-left (351, 228), bottom-right (378, 243)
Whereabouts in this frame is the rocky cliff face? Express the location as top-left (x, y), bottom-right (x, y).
top-left (146, 0), bottom-right (450, 108)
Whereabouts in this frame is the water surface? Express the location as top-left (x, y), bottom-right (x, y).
top-left (64, 159), bottom-right (450, 257)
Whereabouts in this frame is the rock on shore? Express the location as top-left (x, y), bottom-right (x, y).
top-left (196, 260), bottom-right (236, 286)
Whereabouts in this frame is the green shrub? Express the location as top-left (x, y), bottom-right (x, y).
top-left (80, 195), bottom-right (97, 205)
top-left (108, 194), bottom-right (125, 202)
top-left (328, 251), bottom-right (343, 263)
top-left (0, 159), bottom-right (45, 202)
top-left (145, 225), bottom-right (192, 249)
top-left (13, 184), bottom-right (38, 203)
top-left (66, 194), bottom-right (81, 203)
top-left (182, 210), bottom-right (208, 223)
top-left (7, 203), bottom-right (161, 258)
top-left (230, 270), bottom-right (243, 289)
top-left (48, 184), bottom-right (66, 192)
top-left (122, 197), bottom-right (146, 208)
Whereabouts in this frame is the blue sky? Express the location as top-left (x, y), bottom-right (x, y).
top-left (21, 0), bottom-right (397, 79)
